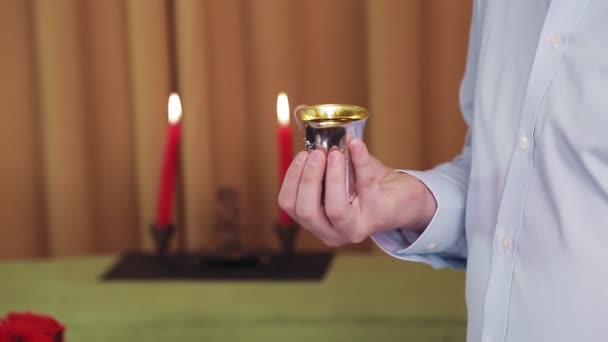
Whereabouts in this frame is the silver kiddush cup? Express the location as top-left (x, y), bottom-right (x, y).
top-left (295, 104), bottom-right (369, 203)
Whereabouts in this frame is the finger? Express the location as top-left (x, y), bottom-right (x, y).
top-left (324, 150), bottom-right (352, 229)
top-left (278, 151), bottom-right (309, 217)
top-left (350, 139), bottom-right (376, 189)
top-left (295, 150), bottom-right (339, 241)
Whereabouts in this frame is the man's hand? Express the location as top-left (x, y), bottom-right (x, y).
top-left (278, 139), bottom-right (437, 246)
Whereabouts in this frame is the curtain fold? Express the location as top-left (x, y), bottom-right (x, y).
top-left (83, 0), bottom-right (139, 253)
top-left (0, 0), bottom-right (471, 258)
top-left (126, 0), bottom-right (173, 250)
top-left (367, 0), bottom-right (425, 170)
top-left (422, 1), bottom-right (471, 166)
top-left (36, 0), bottom-right (96, 255)
top-left (0, 0), bottom-right (44, 257)
top-left (175, 0), bottom-right (216, 252)
top-left (243, 0), bottom-right (298, 250)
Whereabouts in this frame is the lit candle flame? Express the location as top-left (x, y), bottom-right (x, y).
top-left (168, 92), bottom-right (182, 124)
top-left (277, 92), bottom-right (290, 126)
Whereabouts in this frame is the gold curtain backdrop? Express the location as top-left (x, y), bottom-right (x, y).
top-left (0, 0), bottom-right (471, 258)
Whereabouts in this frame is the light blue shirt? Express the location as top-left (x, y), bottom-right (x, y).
top-left (372, 0), bottom-right (608, 341)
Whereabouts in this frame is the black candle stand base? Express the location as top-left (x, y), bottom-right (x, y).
top-left (101, 251), bottom-right (334, 281)
top-left (105, 222), bottom-right (333, 281)
top-left (150, 224), bottom-right (175, 257)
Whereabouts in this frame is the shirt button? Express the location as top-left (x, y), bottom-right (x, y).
top-left (550, 33), bottom-right (561, 48)
top-left (502, 238), bottom-right (513, 252)
top-left (519, 136), bottom-right (530, 151)
top-left (425, 243), bottom-right (437, 251)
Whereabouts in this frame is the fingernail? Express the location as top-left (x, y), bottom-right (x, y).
top-left (350, 139), bottom-right (364, 154)
top-left (329, 151), bottom-right (341, 164)
top-left (295, 151), bottom-right (308, 163)
top-left (309, 151), bottom-right (324, 164)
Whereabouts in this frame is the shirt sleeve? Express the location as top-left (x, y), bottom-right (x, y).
top-left (371, 1), bottom-right (482, 270)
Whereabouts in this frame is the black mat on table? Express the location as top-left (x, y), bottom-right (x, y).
top-left (101, 252), bottom-right (334, 281)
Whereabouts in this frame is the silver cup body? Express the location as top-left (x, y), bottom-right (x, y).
top-left (303, 118), bottom-right (368, 202)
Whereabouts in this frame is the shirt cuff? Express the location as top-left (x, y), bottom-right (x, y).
top-left (371, 169), bottom-right (467, 269)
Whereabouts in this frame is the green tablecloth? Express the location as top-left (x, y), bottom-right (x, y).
top-left (0, 254), bottom-right (466, 341)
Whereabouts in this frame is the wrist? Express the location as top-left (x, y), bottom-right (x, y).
top-left (404, 176), bottom-right (437, 233)
top-left (372, 170), bottom-right (437, 235)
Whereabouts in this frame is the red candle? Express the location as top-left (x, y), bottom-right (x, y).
top-left (156, 93), bottom-right (182, 226)
top-left (277, 92), bottom-right (294, 226)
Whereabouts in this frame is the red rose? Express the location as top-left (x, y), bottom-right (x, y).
top-left (0, 312), bottom-right (65, 342)
top-left (0, 320), bottom-right (50, 342)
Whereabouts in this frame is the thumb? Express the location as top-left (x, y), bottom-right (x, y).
top-left (350, 139), bottom-right (378, 189)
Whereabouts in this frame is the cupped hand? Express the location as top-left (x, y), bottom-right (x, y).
top-left (278, 139), bottom-right (436, 246)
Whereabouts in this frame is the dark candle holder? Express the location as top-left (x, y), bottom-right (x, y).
top-left (274, 222), bottom-right (300, 266)
top-left (150, 223), bottom-right (176, 258)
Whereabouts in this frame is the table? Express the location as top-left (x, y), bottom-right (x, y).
top-left (0, 254), bottom-right (466, 341)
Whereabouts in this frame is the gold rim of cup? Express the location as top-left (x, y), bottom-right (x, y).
top-left (296, 104), bottom-right (369, 128)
